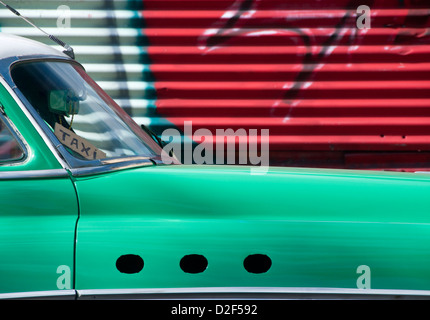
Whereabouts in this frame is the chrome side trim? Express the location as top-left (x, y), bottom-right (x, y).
top-left (76, 287), bottom-right (430, 300)
top-left (3, 287), bottom-right (430, 300)
top-left (0, 290), bottom-right (76, 300)
top-left (0, 169), bottom-right (69, 180)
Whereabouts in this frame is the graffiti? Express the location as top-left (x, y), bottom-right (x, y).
top-left (138, 0), bottom-right (430, 168)
top-left (197, 0), bottom-right (430, 122)
top-left (102, 0), bottom-right (133, 115)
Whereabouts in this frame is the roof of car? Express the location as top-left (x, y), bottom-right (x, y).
top-left (0, 33), bottom-right (68, 60)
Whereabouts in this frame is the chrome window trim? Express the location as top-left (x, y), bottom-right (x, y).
top-left (2, 287), bottom-right (430, 300)
top-left (69, 158), bottom-right (154, 177)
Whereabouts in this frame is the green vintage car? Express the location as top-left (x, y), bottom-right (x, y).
top-left (1, 32), bottom-right (430, 300)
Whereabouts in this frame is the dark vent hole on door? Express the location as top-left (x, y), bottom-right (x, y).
top-left (244, 254), bottom-right (272, 274)
top-left (116, 254), bottom-right (144, 274)
top-left (180, 254), bottom-right (208, 274)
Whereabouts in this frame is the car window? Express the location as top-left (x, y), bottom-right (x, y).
top-left (11, 61), bottom-right (161, 163)
top-left (0, 113), bottom-right (25, 163)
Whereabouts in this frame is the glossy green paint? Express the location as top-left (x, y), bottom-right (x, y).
top-left (0, 177), bottom-right (77, 293)
top-left (0, 81), bottom-right (78, 294)
top-left (74, 165), bottom-right (430, 291)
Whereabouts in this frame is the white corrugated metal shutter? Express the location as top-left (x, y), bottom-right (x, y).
top-left (0, 0), bottom-right (154, 127)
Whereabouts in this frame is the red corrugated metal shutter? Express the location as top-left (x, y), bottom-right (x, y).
top-left (142, 0), bottom-right (430, 171)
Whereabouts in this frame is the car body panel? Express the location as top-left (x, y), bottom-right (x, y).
top-left (75, 165), bottom-right (430, 291)
top-left (0, 175), bottom-right (78, 294)
top-left (0, 79), bottom-right (77, 293)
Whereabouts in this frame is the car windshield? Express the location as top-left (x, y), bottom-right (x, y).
top-left (11, 61), bottom-right (161, 162)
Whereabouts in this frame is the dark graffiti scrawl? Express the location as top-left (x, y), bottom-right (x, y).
top-left (197, 0), bottom-right (430, 121)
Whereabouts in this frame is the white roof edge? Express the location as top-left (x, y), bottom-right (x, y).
top-left (0, 33), bottom-right (69, 60)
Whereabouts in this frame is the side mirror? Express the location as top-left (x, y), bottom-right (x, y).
top-left (49, 90), bottom-right (80, 117)
top-left (141, 124), bottom-right (175, 157)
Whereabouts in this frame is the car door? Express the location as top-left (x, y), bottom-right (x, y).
top-left (0, 80), bottom-right (78, 297)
